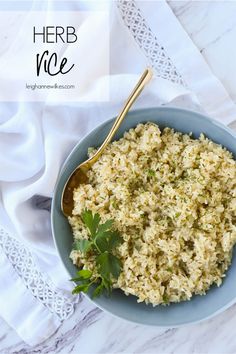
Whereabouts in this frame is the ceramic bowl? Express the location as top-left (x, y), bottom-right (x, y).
top-left (51, 107), bottom-right (236, 326)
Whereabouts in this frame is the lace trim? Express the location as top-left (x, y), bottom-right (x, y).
top-left (0, 228), bottom-right (77, 321)
top-left (117, 0), bottom-right (185, 86)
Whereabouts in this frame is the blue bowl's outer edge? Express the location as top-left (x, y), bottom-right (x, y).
top-left (51, 106), bottom-right (236, 327)
top-left (80, 291), bottom-right (236, 329)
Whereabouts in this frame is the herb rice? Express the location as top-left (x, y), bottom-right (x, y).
top-left (69, 123), bottom-right (236, 305)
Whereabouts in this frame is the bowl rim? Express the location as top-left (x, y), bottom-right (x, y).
top-left (51, 106), bottom-right (236, 327)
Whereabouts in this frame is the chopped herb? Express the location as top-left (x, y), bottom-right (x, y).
top-left (147, 169), bottom-right (156, 177)
top-left (71, 209), bottom-right (123, 298)
top-left (175, 212), bottom-right (181, 218)
top-left (163, 294), bottom-right (169, 304)
top-left (87, 147), bottom-right (94, 155)
top-left (111, 199), bottom-right (118, 209)
top-left (167, 267), bottom-right (173, 272)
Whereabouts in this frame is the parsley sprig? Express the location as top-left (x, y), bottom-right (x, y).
top-left (71, 209), bottom-right (123, 298)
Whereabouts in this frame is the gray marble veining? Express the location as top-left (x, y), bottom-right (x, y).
top-left (1, 294), bottom-right (236, 354)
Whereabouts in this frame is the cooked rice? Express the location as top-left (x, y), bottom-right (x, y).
top-left (69, 122), bottom-right (236, 305)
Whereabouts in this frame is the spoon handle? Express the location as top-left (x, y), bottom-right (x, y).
top-left (87, 67), bottom-right (153, 166)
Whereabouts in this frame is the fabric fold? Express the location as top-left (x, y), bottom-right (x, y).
top-left (0, 244), bottom-right (61, 346)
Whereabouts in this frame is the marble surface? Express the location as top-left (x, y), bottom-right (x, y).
top-left (168, 0), bottom-right (236, 103)
top-left (2, 294), bottom-right (236, 354)
top-left (1, 1), bottom-right (236, 353)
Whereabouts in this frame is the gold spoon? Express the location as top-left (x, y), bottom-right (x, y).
top-left (61, 68), bottom-right (153, 217)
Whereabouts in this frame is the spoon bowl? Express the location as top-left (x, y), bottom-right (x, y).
top-left (61, 165), bottom-right (89, 216)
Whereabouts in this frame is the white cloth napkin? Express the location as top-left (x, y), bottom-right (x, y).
top-left (0, 0), bottom-right (236, 346)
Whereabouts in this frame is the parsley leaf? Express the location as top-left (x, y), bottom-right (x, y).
top-left (78, 269), bottom-right (92, 278)
top-left (81, 208), bottom-right (101, 238)
top-left (97, 219), bottom-right (114, 233)
top-left (95, 230), bottom-right (123, 253)
top-left (73, 239), bottom-right (93, 254)
top-left (92, 281), bottom-right (105, 298)
top-left (96, 252), bottom-right (122, 280)
top-left (71, 269), bottom-right (93, 295)
top-left (70, 269), bottom-right (92, 281)
top-left (71, 209), bottom-right (123, 298)
top-left (72, 283), bottom-right (90, 295)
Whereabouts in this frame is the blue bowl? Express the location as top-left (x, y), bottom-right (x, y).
top-left (51, 107), bottom-right (236, 326)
